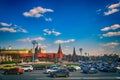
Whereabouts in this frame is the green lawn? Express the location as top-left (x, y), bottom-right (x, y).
top-left (34, 63), bottom-right (79, 67)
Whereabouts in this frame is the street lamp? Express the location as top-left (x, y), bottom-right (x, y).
top-left (31, 40), bottom-right (37, 65)
top-left (79, 48), bottom-right (83, 61)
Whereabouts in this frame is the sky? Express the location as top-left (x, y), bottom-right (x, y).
top-left (0, 0), bottom-right (120, 56)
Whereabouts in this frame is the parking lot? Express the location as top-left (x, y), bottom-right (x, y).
top-left (0, 69), bottom-right (120, 80)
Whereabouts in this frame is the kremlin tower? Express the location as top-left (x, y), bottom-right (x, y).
top-left (72, 47), bottom-right (78, 62)
top-left (35, 43), bottom-right (63, 60)
top-left (57, 44), bottom-right (63, 60)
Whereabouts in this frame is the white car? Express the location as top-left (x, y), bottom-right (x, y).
top-left (45, 67), bottom-right (59, 74)
top-left (21, 65), bottom-right (33, 72)
top-left (116, 66), bottom-right (120, 70)
top-left (72, 66), bottom-right (81, 70)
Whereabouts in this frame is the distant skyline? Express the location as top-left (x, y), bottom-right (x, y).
top-left (0, 0), bottom-right (120, 56)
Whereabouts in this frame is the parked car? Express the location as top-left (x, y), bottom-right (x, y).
top-left (116, 66), bottom-right (120, 70)
top-left (50, 68), bottom-right (70, 78)
top-left (21, 65), bottom-right (33, 72)
top-left (83, 67), bottom-right (98, 74)
top-left (34, 65), bottom-right (46, 70)
top-left (57, 64), bottom-right (67, 68)
top-left (71, 66), bottom-right (81, 70)
top-left (0, 65), bottom-right (16, 70)
top-left (99, 67), bottom-right (108, 72)
top-left (99, 67), bottom-right (117, 72)
top-left (3, 68), bottom-right (23, 75)
top-left (67, 67), bottom-right (76, 72)
top-left (45, 67), bottom-right (59, 74)
top-left (108, 67), bottom-right (117, 72)
top-left (47, 65), bottom-right (57, 69)
top-left (117, 69), bottom-right (120, 74)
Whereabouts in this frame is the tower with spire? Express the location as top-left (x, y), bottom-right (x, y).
top-left (57, 44), bottom-right (63, 60)
top-left (72, 47), bottom-right (78, 62)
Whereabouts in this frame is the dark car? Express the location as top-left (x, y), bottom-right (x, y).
top-left (50, 68), bottom-right (70, 78)
top-left (3, 68), bottom-right (23, 75)
top-left (34, 65), bottom-right (46, 70)
top-left (100, 67), bottom-right (117, 72)
top-left (47, 65), bottom-right (56, 69)
top-left (99, 67), bottom-right (108, 72)
top-left (83, 67), bottom-right (98, 74)
top-left (67, 67), bottom-right (76, 72)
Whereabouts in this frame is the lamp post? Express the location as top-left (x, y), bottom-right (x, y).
top-left (0, 46), bottom-right (1, 63)
top-left (79, 48), bottom-right (83, 61)
top-left (85, 52), bottom-right (87, 61)
top-left (31, 40), bottom-right (37, 66)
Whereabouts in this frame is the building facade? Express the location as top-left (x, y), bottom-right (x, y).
top-left (0, 44), bottom-right (63, 63)
top-left (36, 44), bottom-right (63, 62)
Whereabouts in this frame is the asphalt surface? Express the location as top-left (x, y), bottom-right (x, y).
top-left (0, 70), bottom-right (120, 80)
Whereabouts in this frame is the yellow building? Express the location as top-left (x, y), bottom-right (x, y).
top-left (0, 49), bottom-right (32, 63)
top-left (0, 44), bottom-right (64, 63)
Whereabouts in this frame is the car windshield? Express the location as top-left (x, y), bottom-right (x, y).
top-left (52, 67), bottom-right (58, 70)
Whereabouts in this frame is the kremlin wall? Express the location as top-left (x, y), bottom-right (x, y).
top-left (1, 44), bottom-right (119, 63)
top-left (0, 44), bottom-right (63, 63)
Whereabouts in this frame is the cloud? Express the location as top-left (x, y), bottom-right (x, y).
top-left (0, 22), bottom-right (28, 33)
top-left (54, 39), bottom-right (75, 44)
top-left (108, 2), bottom-right (120, 9)
top-left (101, 24), bottom-right (120, 38)
top-left (52, 30), bottom-right (61, 36)
top-left (111, 24), bottom-right (120, 30)
top-left (0, 22), bottom-right (11, 27)
top-left (32, 37), bottom-right (45, 41)
top-left (18, 38), bottom-right (31, 42)
top-left (101, 27), bottom-right (111, 31)
top-left (101, 24), bottom-right (120, 31)
top-left (23, 6), bottom-right (53, 18)
top-left (43, 29), bottom-right (52, 35)
top-left (97, 9), bottom-right (102, 12)
top-left (43, 29), bottom-right (61, 36)
top-left (104, 9), bottom-right (119, 15)
top-left (0, 27), bottom-right (28, 33)
top-left (104, 2), bottom-right (120, 15)
top-left (18, 37), bottom-right (45, 42)
top-left (17, 28), bottom-right (28, 33)
top-left (102, 42), bottom-right (119, 48)
top-left (96, 9), bottom-right (102, 14)
top-left (45, 18), bottom-right (52, 22)
top-left (0, 27), bottom-right (17, 33)
top-left (102, 31), bottom-right (120, 37)
top-left (38, 43), bottom-right (48, 48)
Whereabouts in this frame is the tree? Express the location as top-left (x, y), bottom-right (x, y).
top-left (79, 48), bottom-right (83, 55)
top-left (79, 48), bottom-right (83, 61)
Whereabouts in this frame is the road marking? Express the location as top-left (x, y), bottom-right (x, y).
top-left (36, 77), bottom-right (120, 80)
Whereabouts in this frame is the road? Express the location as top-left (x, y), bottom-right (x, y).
top-left (0, 70), bottom-right (120, 80)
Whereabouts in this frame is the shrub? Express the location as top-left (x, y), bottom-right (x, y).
top-left (1, 61), bottom-right (16, 64)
